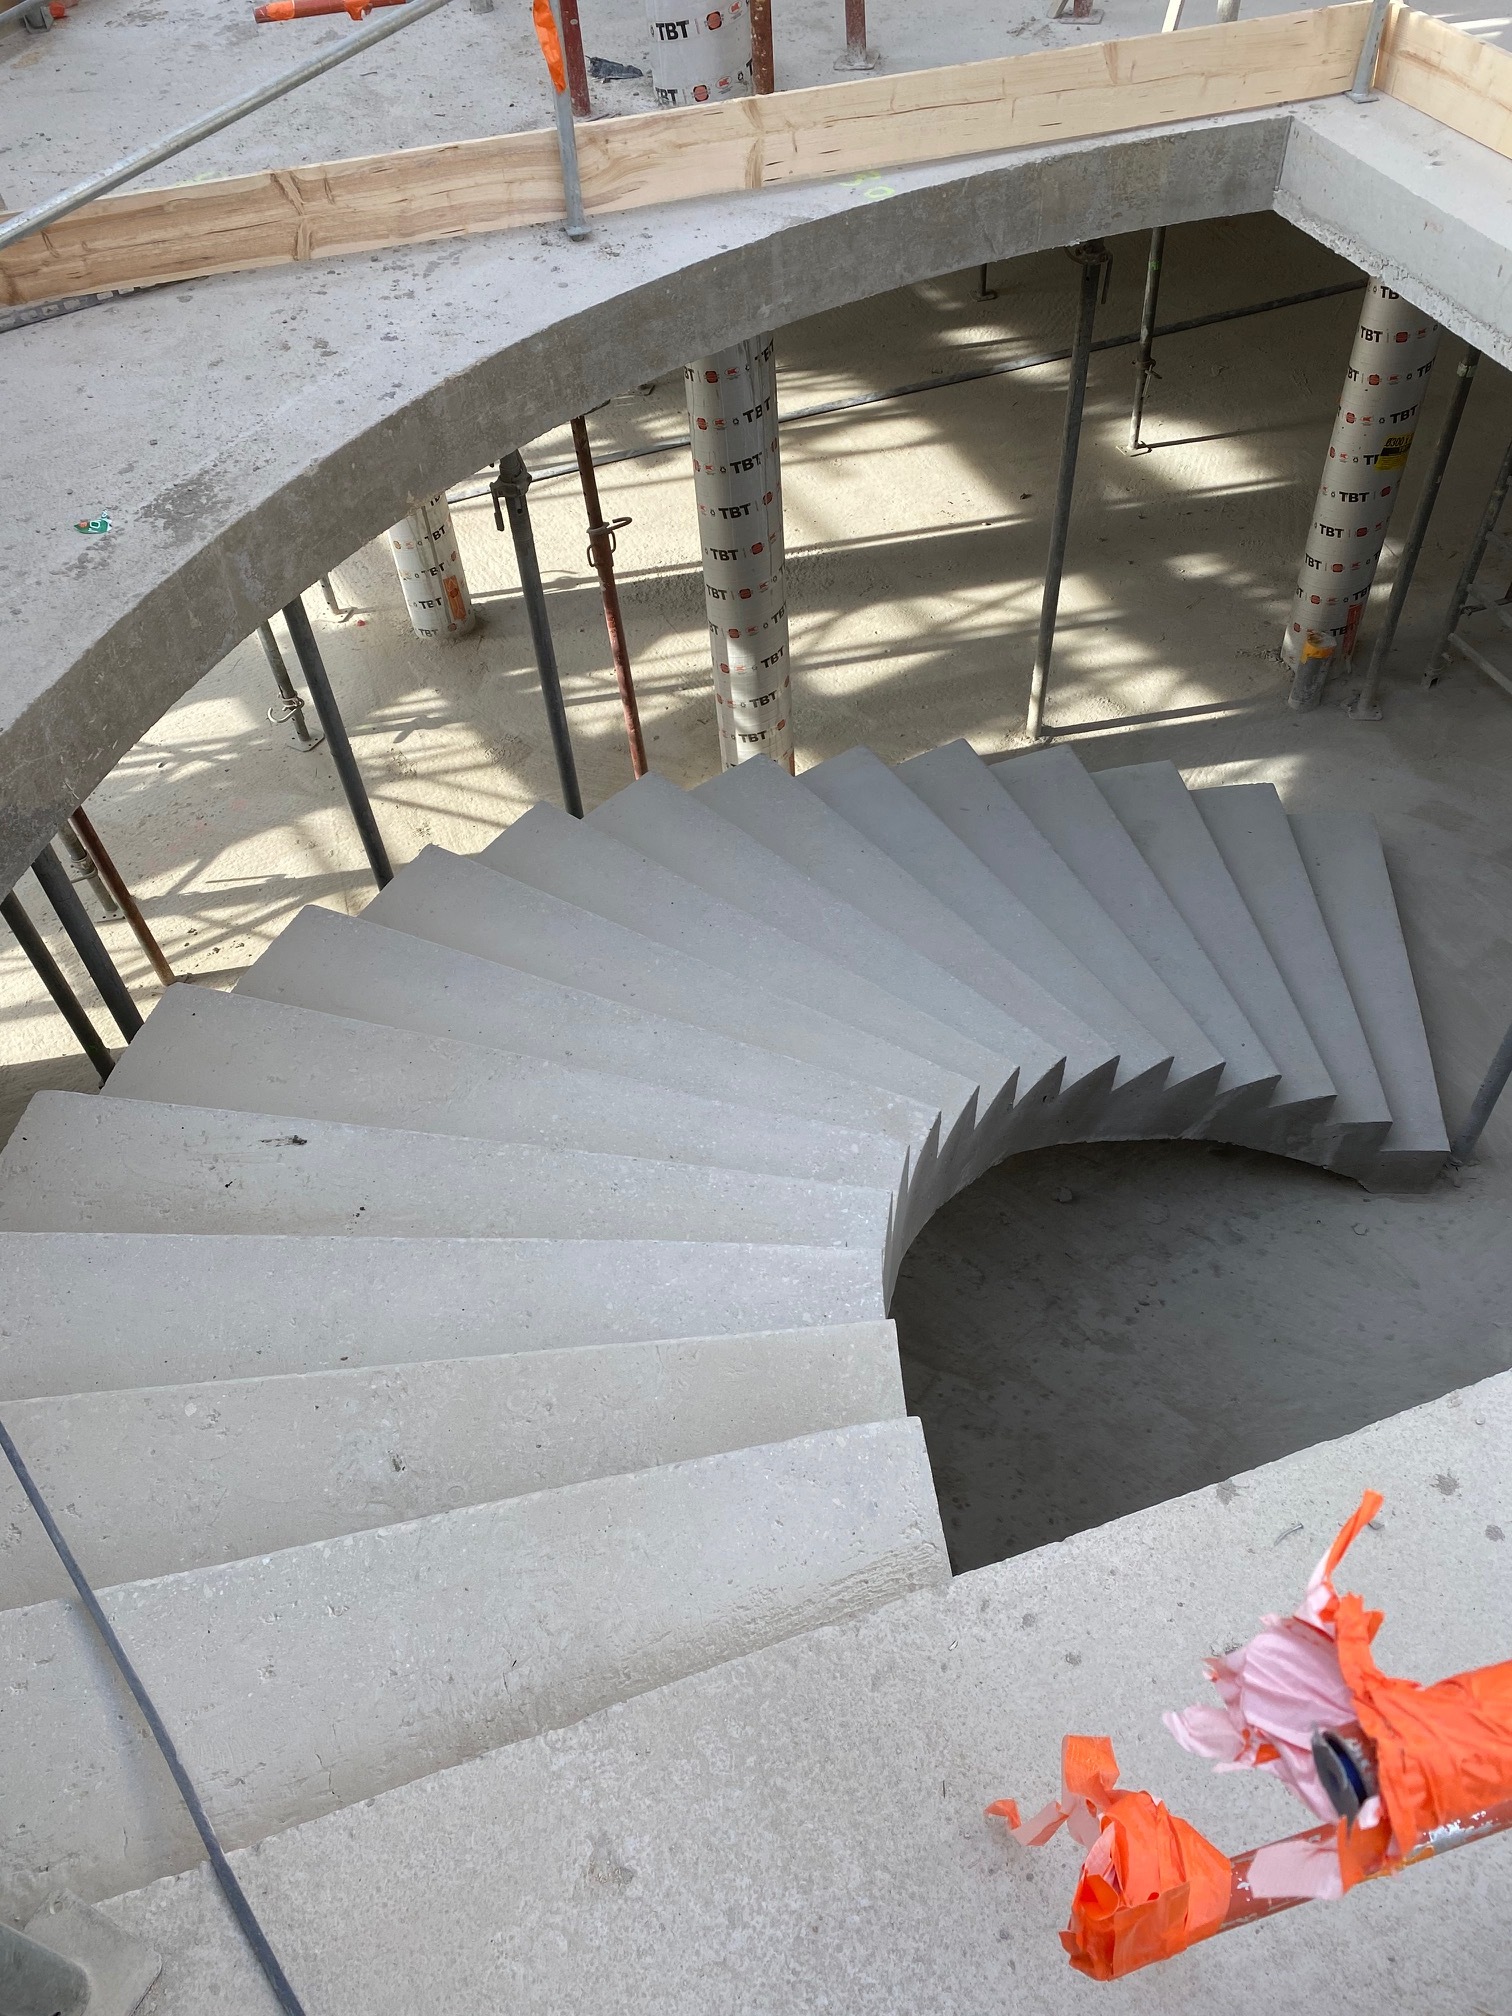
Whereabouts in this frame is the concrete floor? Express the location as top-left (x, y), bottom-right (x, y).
top-left (5, 209), bottom-right (1511, 1570)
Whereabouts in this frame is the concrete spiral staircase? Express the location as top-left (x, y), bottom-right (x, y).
top-left (0, 738), bottom-right (1450, 2009)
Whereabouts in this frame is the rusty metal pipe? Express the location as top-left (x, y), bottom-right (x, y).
top-left (571, 416), bottom-right (648, 779)
top-left (560, 0), bottom-right (591, 116)
top-left (67, 808), bottom-right (177, 988)
top-left (749, 0), bottom-right (774, 91)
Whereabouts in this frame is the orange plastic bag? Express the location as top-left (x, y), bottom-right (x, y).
top-left (987, 1737), bottom-right (1232, 1980)
top-left (532, 0), bottom-right (566, 92)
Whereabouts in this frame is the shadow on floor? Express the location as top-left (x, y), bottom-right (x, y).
top-left (891, 1136), bottom-right (1512, 1574)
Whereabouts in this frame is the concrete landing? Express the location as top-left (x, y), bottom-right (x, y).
top-left (99, 1369), bottom-right (1512, 2013)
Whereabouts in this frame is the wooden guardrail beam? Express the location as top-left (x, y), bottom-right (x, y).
top-left (0, 3), bottom-right (1469, 312)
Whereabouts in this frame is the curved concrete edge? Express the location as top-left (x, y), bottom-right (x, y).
top-left (0, 112), bottom-right (1293, 889)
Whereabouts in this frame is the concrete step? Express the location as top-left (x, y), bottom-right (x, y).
top-left (588, 773), bottom-right (1065, 1154)
top-left (1192, 783), bottom-right (1393, 1174)
top-left (801, 746), bottom-right (1179, 1138)
top-left (94, 1368), bottom-right (1512, 2013)
top-left (899, 740), bottom-right (1225, 1107)
top-left (698, 753), bottom-right (1123, 1115)
top-left (1290, 809), bottom-right (1450, 1188)
top-left (237, 906), bottom-right (945, 1242)
top-left (0, 1094), bottom-right (895, 1256)
top-left (480, 803), bottom-right (1016, 1154)
top-left (0, 1233), bottom-right (884, 1400)
top-left (2, 1417), bottom-right (947, 1920)
top-left (992, 745), bottom-right (1280, 1106)
top-left (0, 1320), bottom-right (903, 1606)
top-left (105, 989), bottom-right (912, 1223)
top-left (1091, 760), bottom-right (1336, 1123)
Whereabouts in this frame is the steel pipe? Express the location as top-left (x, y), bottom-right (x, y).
top-left (0, 0), bottom-right (53, 31)
top-left (1347, 0), bottom-right (1391, 102)
top-left (548, 0), bottom-right (590, 241)
top-left (257, 621), bottom-right (325, 750)
top-left (1349, 343), bottom-right (1480, 720)
top-left (1026, 242), bottom-right (1109, 744)
top-left (29, 841), bottom-right (144, 1040)
top-left (1450, 1016), bottom-right (1512, 1163)
top-left (67, 807), bottom-right (177, 987)
top-left (838, 0), bottom-right (879, 69)
top-left (280, 596), bottom-right (395, 887)
top-left (1125, 225), bottom-right (1165, 455)
top-left (492, 451), bottom-right (585, 818)
top-left (572, 416), bottom-right (649, 778)
top-left (0, 0), bottom-right (454, 257)
top-left (0, 891), bottom-right (115, 1080)
top-left (1424, 431), bottom-right (1512, 685)
top-left (57, 819), bottom-right (123, 922)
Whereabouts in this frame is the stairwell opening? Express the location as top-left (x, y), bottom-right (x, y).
top-left (891, 1135), bottom-right (1510, 1575)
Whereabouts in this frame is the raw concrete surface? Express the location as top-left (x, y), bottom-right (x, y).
top-left (100, 1371), bottom-right (1512, 2013)
top-left (3, 212), bottom-right (1511, 1568)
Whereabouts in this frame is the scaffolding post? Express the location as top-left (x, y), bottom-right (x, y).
top-left (57, 820), bottom-right (123, 922)
top-left (837, 0), bottom-right (879, 70)
top-left (1424, 430), bottom-right (1512, 686)
top-left (571, 416), bottom-right (649, 779)
top-left (1124, 226), bottom-right (1165, 455)
top-left (67, 808), bottom-right (177, 987)
top-left (560, 0), bottom-right (591, 115)
top-left (1450, 1015), bottom-right (1512, 1163)
top-left (1349, 344), bottom-right (1481, 720)
top-left (0, 890), bottom-right (115, 1080)
top-left (258, 622), bottom-right (325, 750)
top-left (1025, 242), bottom-right (1110, 743)
top-left (29, 841), bottom-right (144, 1040)
top-left (492, 450), bottom-right (585, 818)
top-left (750, 0), bottom-right (774, 91)
top-left (280, 595), bottom-right (395, 888)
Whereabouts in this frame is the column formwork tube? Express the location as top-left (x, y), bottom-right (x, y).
top-left (685, 336), bottom-right (794, 771)
top-left (1283, 280), bottom-right (1439, 711)
top-left (386, 493), bottom-right (476, 641)
top-left (645, 0), bottom-right (751, 103)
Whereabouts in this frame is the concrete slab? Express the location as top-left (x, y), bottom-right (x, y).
top-left (98, 1371), bottom-right (1512, 2013)
top-left (1, 1418), bottom-right (947, 1919)
top-left (0, 1320), bottom-right (903, 1605)
top-left (1291, 809), bottom-right (1450, 1187)
top-left (0, 1093), bottom-right (895, 1253)
top-left (0, 1234), bottom-right (884, 1398)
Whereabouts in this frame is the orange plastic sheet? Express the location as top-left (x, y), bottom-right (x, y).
top-left (987, 1737), bottom-right (1232, 1981)
top-left (532, 0), bottom-right (566, 92)
top-left (1171, 1489), bottom-right (1512, 1897)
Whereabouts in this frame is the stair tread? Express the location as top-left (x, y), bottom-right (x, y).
top-left (804, 745), bottom-right (1172, 1091)
top-left (0, 1233), bottom-right (883, 1399)
top-left (696, 755), bottom-right (1116, 1097)
top-left (370, 843), bottom-right (979, 1142)
top-left (1192, 783), bottom-right (1392, 1134)
top-left (0, 1094), bottom-right (894, 1251)
top-left (2, 1418), bottom-right (946, 1919)
top-left (586, 774), bottom-right (1058, 1126)
top-left (1093, 760), bottom-right (1335, 1114)
top-left (900, 741), bottom-right (1223, 1090)
top-left (992, 746), bottom-right (1279, 1097)
top-left (1290, 809), bottom-right (1450, 1177)
top-left (0, 1321), bottom-right (902, 1606)
top-left (476, 808), bottom-right (1011, 1126)
top-left (104, 988), bottom-right (913, 1211)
